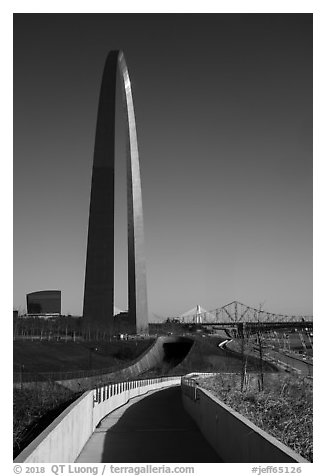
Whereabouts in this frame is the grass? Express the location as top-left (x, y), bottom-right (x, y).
top-left (13, 383), bottom-right (81, 458)
top-left (196, 372), bottom-right (312, 462)
top-left (12, 335), bottom-right (286, 459)
top-left (13, 339), bottom-right (154, 374)
top-left (13, 338), bottom-right (154, 457)
top-left (169, 337), bottom-right (278, 375)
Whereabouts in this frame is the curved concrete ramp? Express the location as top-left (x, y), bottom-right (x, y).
top-left (76, 387), bottom-right (222, 463)
top-left (57, 336), bottom-right (193, 391)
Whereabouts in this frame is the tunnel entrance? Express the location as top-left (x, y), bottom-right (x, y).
top-left (162, 341), bottom-right (193, 368)
top-left (138, 336), bottom-right (194, 378)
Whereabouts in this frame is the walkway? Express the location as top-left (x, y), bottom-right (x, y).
top-left (76, 386), bottom-right (222, 463)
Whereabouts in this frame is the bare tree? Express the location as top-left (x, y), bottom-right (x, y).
top-left (240, 322), bottom-right (249, 392)
top-left (256, 303), bottom-right (265, 392)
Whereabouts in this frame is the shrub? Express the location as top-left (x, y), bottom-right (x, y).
top-left (197, 373), bottom-right (312, 462)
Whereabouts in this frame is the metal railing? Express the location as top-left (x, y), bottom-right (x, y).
top-left (92, 375), bottom-right (181, 406)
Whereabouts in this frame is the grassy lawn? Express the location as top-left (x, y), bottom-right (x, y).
top-left (13, 383), bottom-right (80, 458)
top-left (13, 338), bottom-right (154, 457)
top-left (13, 339), bottom-right (154, 374)
top-left (196, 372), bottom-right (312, 462)
top-left (169, 337), bottom-right (278, 375)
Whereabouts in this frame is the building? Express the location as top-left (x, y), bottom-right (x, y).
top-left (26, 290), bottom-right (61, 317)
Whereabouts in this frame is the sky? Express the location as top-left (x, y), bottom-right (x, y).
top-left (13, 13), bottom-right (312, 320)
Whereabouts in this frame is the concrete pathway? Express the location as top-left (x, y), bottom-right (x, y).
top-left (76, 386), bottom-right (222, 463)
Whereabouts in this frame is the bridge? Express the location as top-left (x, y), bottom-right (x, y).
top-left (178, 301), bottom-right (313, 326)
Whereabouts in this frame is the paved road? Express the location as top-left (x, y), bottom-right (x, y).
top-left (264, 348), bottom-right (313, 376)
top-left (76, 386), bottom-right (222, 463)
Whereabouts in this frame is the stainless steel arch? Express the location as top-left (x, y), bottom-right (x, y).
top-left (83, 50), bottom-right (148, 335)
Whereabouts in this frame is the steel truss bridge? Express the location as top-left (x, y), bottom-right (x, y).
top-left (179, 301), bottom-right (313, 327)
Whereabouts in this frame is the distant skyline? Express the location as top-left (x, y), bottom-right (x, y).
top-left (13, 13), bottom-right (312, 320)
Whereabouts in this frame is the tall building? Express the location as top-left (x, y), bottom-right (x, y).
top-left (26, 290), bottom-right (61, 317)
top-left (83, 51), bottom-right (148, 335)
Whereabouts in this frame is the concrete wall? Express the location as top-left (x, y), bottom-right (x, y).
top-left (92, 377), bottom-right (180, 428)
top-left (181, 379), bottom-right (309, 463)
top-left (14, 376), bottom-right (181, 463)
top-left (14, 391), bottom-right (94, 463)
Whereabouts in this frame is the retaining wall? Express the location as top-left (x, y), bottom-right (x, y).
top-left (181, 378), bottom-right (309, 463)
top-left (14, 391), bottom-right (94, 463)
top-left (56, 336), bottom-right (190, 391)
top-left (14, 376), bottom-right (181, 463)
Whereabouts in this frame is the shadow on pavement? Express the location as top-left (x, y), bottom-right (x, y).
top-left (100, 387), bottom-right (222, 463)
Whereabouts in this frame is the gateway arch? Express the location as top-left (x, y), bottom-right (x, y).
top-left (83, 50), bottom-right (148, 335)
